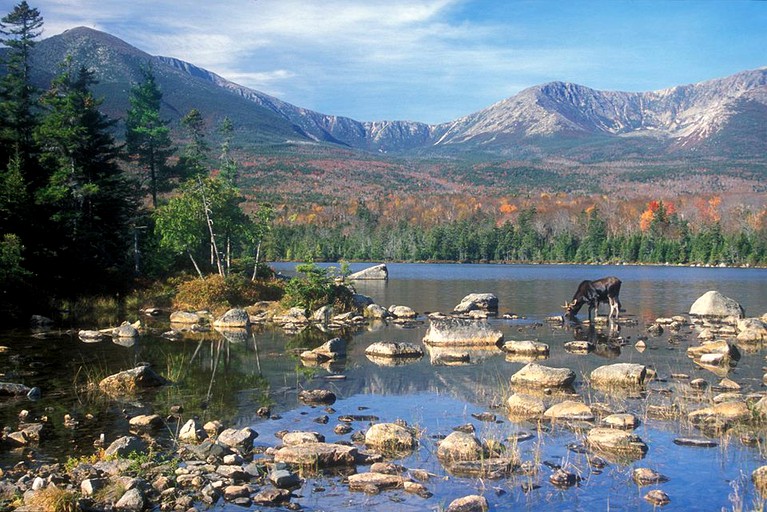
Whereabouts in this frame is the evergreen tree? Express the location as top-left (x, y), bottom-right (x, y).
top-left (35, 59), bottom-right (136, 294)
top-left (125, 64), bottom-right (174, 208)
top-left (0, 1), bottom-right (43, 168)
top-left (178, 108), bottom-right (209, 177)
top-left (217, 116), bottom-right (238, 186)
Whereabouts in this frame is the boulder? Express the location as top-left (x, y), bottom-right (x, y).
top-left (114, 322), bottom-right (139, 338)
top-left (423, 317), bottom-right (503, 346)
top-left (352, 293), bottom-right (375, 308)
top-left (0, 382), bottom-right (32, 396)
top-left (446, 495), bottom-right (489, 512)
top-left (389, 305), bottom-right (417, 319)
top-left (98, 365), bottom-right (168, 395)
top-left (217, 427), bottom-right (258, 451)
top-left (543, 400), bottom-right (594, 422)
top-left (128, 414), bottom-right (163, 431)
top-left (348, 264), bottom-right (388, 280)
top-left (736, 318), bottom-right (767, 342)
top-left (586, 427), bottom-right (647, 459)
top-left (453, 293), bottom-right (499, 314)
top-left (603, 413), bottom-right (639, 429)
top-left (510, 363), bottom-right (576, 388)
top-left (689, 291), bottom-right (744, 319)
top-left (590, 363), bottom-right (647, 388)
top-left (300, 337), bottom-right (347, 362)
top-left (213, 308), bottom-right (250, 328)
top-left (298, 389), bottom-right (336, 405)
top-left (687, 340), bottom-right (740, 361)
top-left (115, 487), bottom-right (145, 511)
top-left (506, 393), bottom-right (545, 417)
top-left (273, 442), bottom-right (358, 467)
top-left (364, 341), bottom-right (423, 359)
top-left (364, 423), bottom-right (417, 452)
top-left (437, 431), bottom-right (486, 462)
top-left (365, 304), bottom-right (390, 319)
top-left (178, 419), bottom-right (205, 443)
top-left (104, 436), bottom-right (146, 457)
top-left (500, 340), bottom-right (549, 356)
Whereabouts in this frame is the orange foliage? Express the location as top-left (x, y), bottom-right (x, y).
top-left (639, 209), bottom-right (654, 232)
top-left (499, 203), bottom-right (517, 214)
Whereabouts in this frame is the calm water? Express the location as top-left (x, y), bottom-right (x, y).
top-left (2, 263), bottom-right (767, 511)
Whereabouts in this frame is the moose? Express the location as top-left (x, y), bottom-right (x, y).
top-left (563, 276), bottom-right (622, 321)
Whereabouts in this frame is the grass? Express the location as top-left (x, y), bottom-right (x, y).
top-left (23, 486), bottom-right (78, 512)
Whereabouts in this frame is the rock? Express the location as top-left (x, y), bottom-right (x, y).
top-left (564, 340), bottom-right (594, 354)
top-left (586, 427), bottom-right (648, 459)
top-left (437, 431), bottom-right (486, 462)
top-left (223, 484), bottom-right (251, 501)
top-left (633, 467), bottom-right (669, 485)
top-left (543, 400), bottom-right (595, 422)
top-left (453, 293), bottom-right (499, 314)
top-left (388, 305), bottom-right (417, 319)
top-left (446, 494), bottom-right (489, 512)
top-left (213, 308), bottom-right (250, 328)
top-left (348, 472), bottom-right (405, 492)
top-left (687, 340), bottom-right (740, 360)
top-left (0, 382), bottom-right (32, 396)
top-left (590, 363), bottom-right (647, 388)
top-left (179, 419), bottom-right (205, 443)
top-left (364, 341), bottom-right (423, 358)
top-left (349, 264), bottom-right (388, 280)
top-left (688, 401), bottom-right (750, 423)
top-left (500, 340), bottom-right (549, 356)
top-left (203, 420), bottom-right (224, 436)
top-left (30, 315), bottom-right (54, 327)
top-left (644, 489), bottom-right (670, 506)
top-left (217, 427), bottom-right (258, 451)
top-left (549, 468), bottom-right (580, 488)
top-left (364, 423), bottom-right (417, 452)
top-left (274, 307), bottom-right (309, 325)
top-left (170, 311), bottom-right (206, 324)
top-left (104, 436), bottom-right (146, 457)
top-left (752, 465), bottom-right (767, 495)
top-left (98, 365), bottom-right (169, 395)
top-left (273, 442), bottom-right (358, 467)
top-left (300, 337), bottom-right (346, 362)
top-left (690, 291), bottom-right (745, 319)
top-left (270, 468), bottom-right (301, 488)
top-left (602, 413), bottom-right (639, 429)
top-left (216, 465), bottom-right (248, 482)
top-left (510, 363), bottom-right (576, 388)
top-left (673, 437), bottom-right (717, 447)
top-left (282, 431), bottom-right (325, 445)
top-left (737, 318), bottom-right (767, 342)
top-left (114, 321), bottom-right (139, 338)
top-left (423, 317), bottom-right (504, 346)
top-left (81, 477), bottom-right (107, 496)
top-left (506, 393), bottom-right (546, 417)
top-left (311, 305), bottom-right (334, 324)
top-left (298, 389), bottom-right (336, 405)
top-left (115, 487), bottom-right (145, 511)
top-left (253, 488), bottom-right (291, 506)
top-left (78, 330), bottom-right (108, 342)
top-left (128, 414), bottom-right (163, 430)
top-left (365, 304), bottom-right (390, 319)
top-left (448, 458), bottom-right (516, 479)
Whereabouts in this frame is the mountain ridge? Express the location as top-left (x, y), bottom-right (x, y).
top-left (17, 26), bottom-right (767, 160)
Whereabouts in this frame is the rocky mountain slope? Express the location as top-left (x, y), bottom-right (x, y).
top-left (18, 27), bottom-right (767, 160)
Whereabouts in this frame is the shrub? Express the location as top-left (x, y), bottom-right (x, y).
top-left (173, 273), bottom-right (283, 313)
top-left (280, 263), bottom-right (354, 312)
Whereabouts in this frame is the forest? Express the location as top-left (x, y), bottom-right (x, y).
top-left (1, 2), bottom-right (766, 321)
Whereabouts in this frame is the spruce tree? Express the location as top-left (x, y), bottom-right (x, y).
top-left (125, 64), bottom-right (174, 208)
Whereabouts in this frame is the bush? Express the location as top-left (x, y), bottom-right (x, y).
top-left (173, 273), bottom-right (283, 313)
top-left (280, 263), bottom-right (354, 312)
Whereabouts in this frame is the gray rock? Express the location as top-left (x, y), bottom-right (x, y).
top-left (217, 427), bottom-right (258, 451)
top-left (214, 308), bottom-right (250, 328)
top-left (365, 304), bottom-right (390, 319)
top-left (0, 382), bottom-right (32, 396)
top-left (586, 427), bottom-right (648, 459)
top-left (437, 431), bottom-right (486, 462)
top-left (364, 341), bottom-right (423, 358)
top-left (501, 340), bottom-right (549, 356)
top-left (737, 318), bottom-right (767, 342)
top-left (453, 293), bottom-right (499, 314)
top-left (273, 442), bottom-right (358, 467)
top-left (423, 317), bottom-right (503, 346)
top-left (179, 419), bottom-right (205, 443)
top-left (104, 436), bottom-right (146, 458)
top-left (348, 472), bottom-right (405, 492)
top-left (389, 305), bottom-right (417, 319)
top-left (270, 468), bottom-right (301, 488)
top-left (114, 322), bottom-right (139, 338)
top-left (543, 400), bottom-right (595, 422)
top-left (298, 389), bottom-right (336, 405)
top-left (364, 423), bottom-right (417, 451)
top-left (78, 330), bottom-right (108, 342)
top-left (81, 478), bottom-right (108, 496)
top-left (689, 291), bottom-right (745, 319)
top-left (281, 431), bottom-right (325, 445)
top-left (300, 337), bottom-right (346, 362)
top-left (506, 393), bottom-right (545, 417)
top-left (349, 264), bottom-right (388, 280)
top-left (352, 293), bottom-right (376, 308)
top-left (170, 311), bottom-right (206, 324)
top-left (115, 487), bottom-right (145, 511)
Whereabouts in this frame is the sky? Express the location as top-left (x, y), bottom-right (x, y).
top-left (23, 0), bottom-right (767, 124)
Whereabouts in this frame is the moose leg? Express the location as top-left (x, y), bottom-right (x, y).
top-left (608, 297), bottom-right (620, 319)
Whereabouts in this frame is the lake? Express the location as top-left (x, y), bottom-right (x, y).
top-left (2, 263), bottom-right (767, 511)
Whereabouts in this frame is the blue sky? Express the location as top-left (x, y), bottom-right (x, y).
top-left (28, 0), bottom-right (767, 124)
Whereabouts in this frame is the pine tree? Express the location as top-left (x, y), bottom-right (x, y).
top-left (35, 59), bottom-right (137, 294)
top-left (125, 64), bottom-right (174, 208)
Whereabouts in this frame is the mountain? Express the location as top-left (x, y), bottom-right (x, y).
top-left (16, 27), bottom-right (767, 160)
